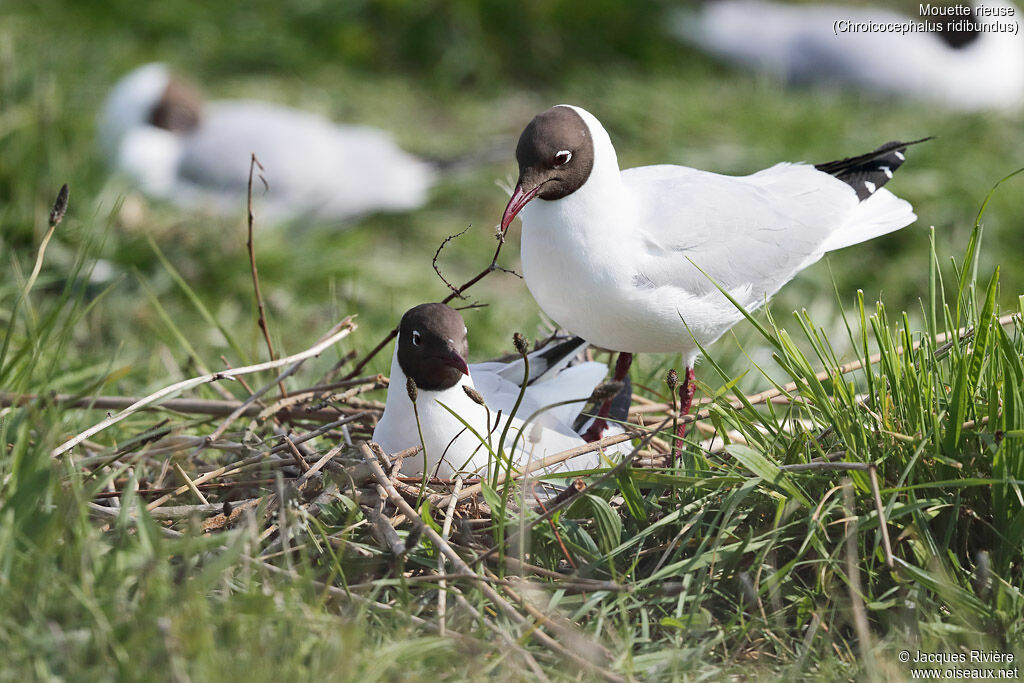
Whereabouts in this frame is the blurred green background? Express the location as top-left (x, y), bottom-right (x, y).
top-left (2, 0), bottom-right (1022, 395)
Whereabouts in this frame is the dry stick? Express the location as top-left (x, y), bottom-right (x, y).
top-left (284, 436), bottom-right (311, 473)
top-left (94, 481), bottom-right (272, 500)
top-left (145, 457), bottom-right (264, 511)
top-left (51, 319), bottom-right (356, 457)
top-left (431, 225), bottom-right (473, 298)
top-left (142, 417), bottom-right (366, 513)
top-left (842, 479), bottom-right (874, 669)
top-left (360, 443), bottom-right (625, 683)
top-left (141, 499), bottom-right (259, 520)
top-left (869, 465), bottom-right (895, 568)
top-left (245, 154), bottom-right (285, 398)
top-left (641, 312), bottom-right (1022, 416)
top-left (438, 476), bottom-right (464, 637)
top-left (344, 235), bottom-right (512, 381)
top-left (0, 391), bottom-right (368, 423)
top-left (173, 463), bottom-right (209, 504)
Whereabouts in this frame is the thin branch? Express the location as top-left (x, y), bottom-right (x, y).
top-left (51, 318), bottom-right (356, 457)
top-left (343, 233), bottom-right (513, 380)
top-left (438, 476), bottom-right (463, 636)
top-left (246, 154), bottom-right (285, 397)
top-left (432, 225), bottom-right (472, 298)
top-left (869, 465), bottom-right (895, 568)
top-left (1, 391), bottom-right (371, 423)
top-left (842, 480), bottom-right (874, 667)
top-left (174, 463), bottom-right (209, 504)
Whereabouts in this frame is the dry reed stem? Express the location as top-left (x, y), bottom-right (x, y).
top-left (173, 463), bottom-right (209, 504)
top-left (869, 465), bottom-right (895, 568)
top-left (52, 319), bottom-right (356, 457)
top-left (438, 476), bottom-right (463, 636)
top-left (245, 154), bottom-right (285, 397)
top-left (842, 479), bottom-right (874, 667)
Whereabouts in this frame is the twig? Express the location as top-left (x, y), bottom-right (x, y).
top-left (0, 392), bottom-right (367, 423)
top-left (285, 436), bottom-right (311, 473)
top-left (93, 480), bottom-right (273, 499)
top-left (438, 476), bottom-right (463, 636)
top-left (52, 319), bottom-right (356, 457)
top-left (431, 225), bottom-right (472, 298)
top-left (842, 479), bottom-right (874, 667)
top-left (343, 234), bottom-right (513, 380)
top-left (173, 463), bottom-right (209, 504)
top-left (868, 465), bottom-right (895, 568)
top-left (245, 154), bottom-right (285, 397)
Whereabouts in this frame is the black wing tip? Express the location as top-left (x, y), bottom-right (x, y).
top-left (815, 136), bottom-right (932, 201)
top-left (527, 335), bottom-right (588, 383)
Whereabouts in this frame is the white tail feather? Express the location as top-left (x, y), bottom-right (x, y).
top-left (820, 188), bottom-right (916, 253)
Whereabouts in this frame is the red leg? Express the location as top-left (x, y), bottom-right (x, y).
top-left (675, 366), bottom-right (695, 441)
top-left (582, 352), bottom-right (633, 442)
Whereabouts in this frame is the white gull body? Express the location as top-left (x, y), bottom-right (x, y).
top-left (673, 0), bottom-right (1024, 112)
top-left (515, 105), bottom-right (917, 365)
top-left (99, 63), bottom-right (436, 224)
top-left (373, 336), bottom-right (613, 478)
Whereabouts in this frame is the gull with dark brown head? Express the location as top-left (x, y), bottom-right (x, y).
top-left (98, 63), bottom-right (436, 224)
top-left (372, 303), bottom-right (621, 479)
top-left (501, 104), bottom-right (922, 440)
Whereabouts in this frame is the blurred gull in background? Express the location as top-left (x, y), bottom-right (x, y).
top-left (672, 0), bottom-right (1024, 112)
top-left (98, 63), bottom-right (438, 224)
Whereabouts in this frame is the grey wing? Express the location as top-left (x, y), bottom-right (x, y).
top-left (624, 163), bottom-right (854, 302)
top-left (177, 102), bottom-right (340, 195)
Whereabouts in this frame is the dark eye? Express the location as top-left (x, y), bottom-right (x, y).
top-left (553, 150), bottom-right (572, 167)
top-left (411, 330), bottom-right (422, 346)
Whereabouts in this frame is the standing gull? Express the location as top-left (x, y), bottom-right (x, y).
top-left (372, 303), bottom-right (622, 479)
top-left (500, 104), bottom-right (921, 440)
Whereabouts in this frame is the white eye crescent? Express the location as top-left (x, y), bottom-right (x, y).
top-left (553, 150), bottom-right (572, 166)
top-left (411, 330), bottom-right (422, 346)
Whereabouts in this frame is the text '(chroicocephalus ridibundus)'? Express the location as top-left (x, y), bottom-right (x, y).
top-left (372, 303), bottom-right (622, 479)
top-left (500, 105), bottom-right (921, 440)
top-left (672, 0), bottom-right (1024, 112)
top-left (98, 63), bottom-right (436, 224)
